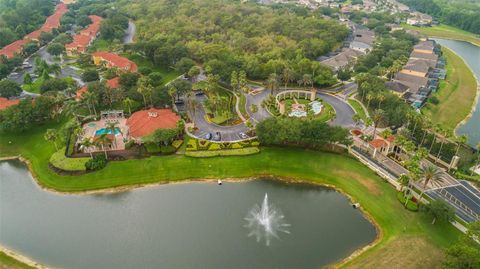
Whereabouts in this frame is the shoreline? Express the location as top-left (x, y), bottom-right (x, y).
top-left (0, 156), bottom-right (383, 269)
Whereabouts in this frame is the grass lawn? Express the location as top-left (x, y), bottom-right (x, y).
top-left (238, 93), bottom-right (249, 119)
top-left (348, 98), bottom-right (368, 123)
top-left (402, 24), bottom-right (480, 47)
top-left (121, 53), bottom-right (180, 85)
top-left (423, 47), bottom-right (477, 130)
top-left (0, 122), bottom-right (460, 268)
top-left (0, 252), bottom-right (35, 269)
top-left (22, 78), bottom-right (44, 94)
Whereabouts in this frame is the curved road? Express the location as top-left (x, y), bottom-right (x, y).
top-left (189, 86), bottom-right (356, 141)
top-left (123, 21), bottom-right (136, 44)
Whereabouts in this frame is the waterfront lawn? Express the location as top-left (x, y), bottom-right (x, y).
top-left (0, 251), bottom-right (35, 269)
top-left (0, 124), bottom-right (460, 268)
top-left (423, 47), bottom-right (477, 130)
top-left (402, 24), bottom-right (480, 47)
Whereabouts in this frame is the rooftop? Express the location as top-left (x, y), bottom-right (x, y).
top-left (92, 52), bottom-right (138, 72)
top-left (0, 97), bottom-right (20, 110)
top-left (126, 108), bottom-right (180, 138)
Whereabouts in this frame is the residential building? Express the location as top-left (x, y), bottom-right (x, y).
top-left (92, 52), bottom-right (138, 72)
top-left (0, 97), bottom-right (20, 110)
top-left (126, 108), bottom-right (180, 140)
top-left (321, 48), bottom-right (363, 71)
top-left (65, 15), bottom-right (102, 56)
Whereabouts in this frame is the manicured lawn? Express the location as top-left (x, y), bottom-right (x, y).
top-left (348, 98), bottom-right (368, 123)
top-left (423, 47), bottom-right (477, 130)
top-left (238, 93), bottom-right (249, 119)
top-left (0, 122), bottom-right (460, 268)
top-left (402, 24), bottom-right (480, 47)
top-left (0, 251), bottom-right (35, 269)
top-left (22, 78), bottom-right (44, 94)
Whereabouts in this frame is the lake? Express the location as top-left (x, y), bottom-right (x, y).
top-left (433, 38), bottom-right (480, 147)
top-left (0, 160), bottom-right (376, 269)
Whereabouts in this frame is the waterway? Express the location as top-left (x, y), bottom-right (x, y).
top-left (0, 160), bottom-right (376, 269)
top-left (433, 38), bottom-right (480, 147)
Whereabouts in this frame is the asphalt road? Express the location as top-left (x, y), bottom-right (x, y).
top-left (317, 92), bottom-right (356, 128)
top-left (123, 21), bottom-right (136, 44)
top-left (190, 94), bottom-right (250, 142)
top-left (245, 89), bottom-right (271, 124)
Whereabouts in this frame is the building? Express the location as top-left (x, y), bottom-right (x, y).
top-left (407, 12), bottom-right (433, 26)
top-left (321, 48), bottom-right (363, 71)
top-left (0, 97), bottom-right (20, 110)
top-left (92, 52), bottom-right (138, 72)
top-left (385, 81), bottom-right (409, 96)
top-left (126, 108), bottom-right (181, 140)
top-left (0, 3), bottom-right (68, 58)
top-left (65, 15), bottom-right (102, 56)
top-left (349, 27), bottom-right (375, 53)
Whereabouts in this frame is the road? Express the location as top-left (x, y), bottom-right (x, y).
top-left (189, 94), bottom-right (249, 141)
top-left (317, 92), bottom-right (356, 128)
top-left (245, 89), bottom-right (271, 124)
top-left (123, 21), bottom-right (136, 44)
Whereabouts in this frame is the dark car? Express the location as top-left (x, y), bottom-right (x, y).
top-left (213, 132), bottom-right (221, 141)
top-left (205, 133), bottom-right (212, 140)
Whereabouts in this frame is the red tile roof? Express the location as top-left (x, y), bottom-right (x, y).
top-left (126, 108), bottom-right (180, 138)
top-left (106, 77), bottom-right (120, 89)
top-left (369, 138), bottom-right (387, 149)
top-left (386, 135), bottom-right (395, 143)
top-left (75, 86), bottom-right (88, 100)
top-left (92, 52), bottom-right (138, 72)
top-left (65, 15), bottom-right (102, 53)
top-left (0, 3), bottom-right (68, 58)
top-left (0, 97), bottom-right (20, 110)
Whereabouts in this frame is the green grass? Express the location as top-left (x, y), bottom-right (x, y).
top-left (0, 122), bottom-right (460, 268)
top-left (402, 23), bottom-right (480, 47)
top-left (22, 78), bottom-right (44, 94)
top-left (239, 93), bottom-right (248, 119)
top-left (423, 47), bottom-right (477, 130)
top-left (0, 252), bottom-right (35, 269)
top-left (348, 98), bottom-right (368, 123)
top-left (121, 53), bottom-right (180, 85)
top-left (49, 147), bottom-right (89, 171)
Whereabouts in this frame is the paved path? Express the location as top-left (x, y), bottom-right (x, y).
top-left (245, 90), bottom-right (271, 124)
top-left (123, 21), bottom-right (136, 44)
top-left (317, 91), bottom-right (356, 128)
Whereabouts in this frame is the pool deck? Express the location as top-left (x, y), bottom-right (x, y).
top-left (80, 118), bottom-right (128, 151)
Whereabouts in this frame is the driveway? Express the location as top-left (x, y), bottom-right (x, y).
top-left (245, 89), bottom-right (271, 124)
top-left (189, 94), bottom-right (249, 141)
top-left (317, 92), bottom-right (356, 128)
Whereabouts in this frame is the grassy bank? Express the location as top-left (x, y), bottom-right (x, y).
top-left (348, 98), bottom-right (368, 123)
top-left (0, 251), bottom-right (35, 269)
top-left (423, 47), bottom-right (477, 130)
top-left (402, 24), bottom-right (480, 47)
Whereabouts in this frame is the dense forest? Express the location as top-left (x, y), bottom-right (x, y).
top-left (0, 0), bottom-right (55, 47)
top-left (400, 0), bottom-right (480, 34)
top-left (121, 0), bottom-right (348, 81)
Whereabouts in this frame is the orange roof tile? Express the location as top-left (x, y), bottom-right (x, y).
top-left (75, 86), bottom-right (88, 100)
top-left (92, 52), bottom-right (138, 72)
top-left (65, 15), bottom-right (102, 53)
top-left (369, 138), bottom-right (387, 149)
top-left (126, 108), bottom-right (180, 138)
top-left (106, 77), bottom-right (120, 89)
top-left (0, 39), bottom-right (29, 58)
top-left (0, 97), bottom-right (20, 110)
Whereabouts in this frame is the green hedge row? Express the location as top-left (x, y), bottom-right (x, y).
top-left (186, 137), bottom-right (259, 152)
top-left (185, 147), bottom-right (260, 157)
top-left (50, 148), bottom-right (89, 172)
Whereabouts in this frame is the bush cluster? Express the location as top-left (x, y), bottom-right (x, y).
top-left (85, 155), bottom-right (108, 171)
top-left (186, 137), bottom-right (260, 152)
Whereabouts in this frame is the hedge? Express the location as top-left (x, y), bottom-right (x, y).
top-left (397, 192), bottom-right (419, 212)
top-left (145, 142), bottom-right (161, 153)
top-left (49, 147), bottom-right (89, 172)
top-left (172, 140), bottom-right (183, 149)
top-left (185, 147), bottom-right (260, 157)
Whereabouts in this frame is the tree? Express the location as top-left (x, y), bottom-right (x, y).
top-left (301, 74), bottom-right (312, 90)
top-left (265, 73), bottom-right (279, 95)
top-left (150, 128), bottom-right (179, 146)
top-left (44, 129), bottom-right (59, 150)
top-left (40, 78), bottom-right (68, 93)
top-left (94, 134), bottom-right (112, 159)
top-left (137, 77), bottom-right (154, 108)
top-left (105, 121), bottom-right (120, 148)
top-left (282, 67), bottom-right (294, 90)
top-left (47, 42), bottom-right (64, 56)
top-left (0, 80), bottom-right (22, 98)
top-left (23, 73), bottom-right (32, 85)
top-left (420, 164), bottom-right (443, 192)
top-left (123, 97), bottom-right (134, 115)
top-left (422, 199), bottom-right (455, 225)
top-left (371, 109), bottom-right (384, 138)
top-left (147, 72), bottom-right (163, 87)
top-left (80, 138), bottom-right (94, 158)
top-left (120, 72), bottom-right (140, 89)
top-left (175, 57), bottom-right (195, 74)
top-left (188, 66), bottom-right (201, 82)
top-left (443, 221), bottom-right (480, 269)
top-left (82, 69), bottom-right (100, 82)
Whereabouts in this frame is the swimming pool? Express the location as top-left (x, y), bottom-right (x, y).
top-left (95, 128), bottom-right (121, 136)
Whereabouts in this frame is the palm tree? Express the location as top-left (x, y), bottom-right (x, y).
top-left (138, 78), bottom-right (153, 108)
top-left (80, 138), bottom-right (94, 158)
top-left (377, 94), bottom-right (385, 109)
top-left (301, 74), bottom-right (312, 90)
top-left (366, 93), bottom-right (373, 111)
top-left (435, 127), bottom-right (450, 164)
top-left (49, 63), bottom-right (61, 77)
top-left (44, 129), bottom-right (58, 150)
top-left (420, 116), bottom-right (432, 146)
top-left (123, 97), bottom-right (134, 115)
top-left (471, 143), bottom-right (480, 176)
top-left (265, 73), bottom-right (279, 95)
top-left (282, 67), bottom-right (294, 90)
top-left (94, 134), bottom-right (112, 159)
top-left (420, 164), bottom-right (443, 194)
top-left (371, 109), bottom-right (384, 138)
top-left (454, 134), bottom-right (468, 158)
top-left (83, 91), bottom-right (97, 117)
top-left (105, 121), bottom-right (120, 148)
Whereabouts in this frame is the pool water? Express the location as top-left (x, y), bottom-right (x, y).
top-left (95, 127), bottom-right (121, 136)
top-left (87, 123), bottom-right (96, 128)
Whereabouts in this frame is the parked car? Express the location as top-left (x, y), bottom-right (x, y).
top-left (239, 132), bottom-right (248, 139)
top-left (195, 91), bottom-right (204, 96)
top-left (205, 133), bottom-right (212, 140)
top-left (213, 132), bottom-right (221, 141)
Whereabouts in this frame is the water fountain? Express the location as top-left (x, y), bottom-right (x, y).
top-left (244, 193), bottom-right (290, 246)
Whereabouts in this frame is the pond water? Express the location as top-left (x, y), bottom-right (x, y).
top-left (0, 160), bottom-right (376, 269)
top-left (432, 38), bottom-right (480, 147)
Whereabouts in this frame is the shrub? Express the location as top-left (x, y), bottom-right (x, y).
top-left (251, 141), bottom-right (260, 146)
top-left (125, 140), bottom-right (136, 149)
top-left (160, 145), bottom-right (177, 154)
top-left (172, 140), bottom-right (183, 149)
top-left (397, 192), bottom-right (419, 212)
top-left (185, 147), bottom-right (260, 157)
top-left (85, 155), bottom-right (108, 171)
top-left (49, 148), bottom-right (89, 171)
top-left (198, 139), bottom-right (210, 150)
top-left (231, 142), bottom-right (243, 149)
top-left (138, 66), bottom-right (152, 75)
top-left (208, 143), bottom-right (221, 150)
top-left (145, 142), bottom-right (161, 153)
top-left (186, 139), bottom-right (197, 151)
top-left (429, 96), bottom-right (439, 105)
